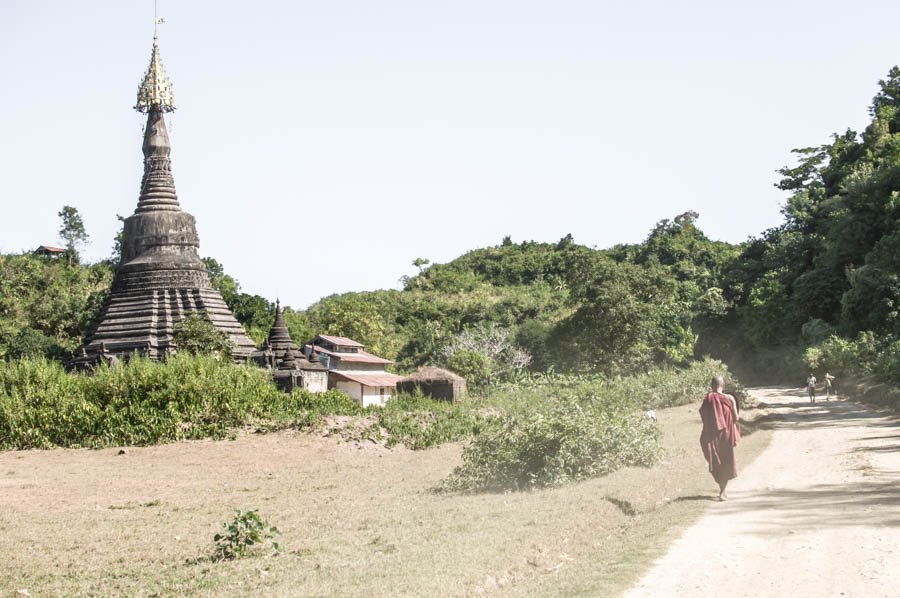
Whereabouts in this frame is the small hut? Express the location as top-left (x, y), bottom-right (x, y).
top-left (398, 367), bottom-right (467, 402)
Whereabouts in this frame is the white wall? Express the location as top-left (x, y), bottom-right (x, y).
top-left (334, 381), bottom-right (392, 407)
top-left (301, 370), bottom-right (328, 393)
top-left (336, 380), bottom-right (362, 403)
top-left (361, 385), bottom-right (391, 408)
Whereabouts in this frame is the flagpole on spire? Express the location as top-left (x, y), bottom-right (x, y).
top-left (153, 0), bottom-right (166, 38)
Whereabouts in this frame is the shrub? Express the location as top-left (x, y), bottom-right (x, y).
top-left (0, 355), bottom-right (358, 449)
top-left (441, 399), bottom-right (660, 492)
top-left (212, 510), bottom-right (279, 561)
top-left (443, 350), bottom-right (492, 388)
top-left (804, 332), bottom-right (879, 377)
top-left (173, 314), bottom-right (234, 357)
top-left (873, 337), bottom-right (900, 383)
top-left (377, 392), bottom-right (487, 449)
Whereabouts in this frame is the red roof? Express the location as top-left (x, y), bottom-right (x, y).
top-left (312, 345), bottom-right (392, 364)
top-left (36, 245), bottom-right (66, 253)
top-left (333, 371), bottom-right (403, 387)
top-left (316, 335), bottom-right (364, 348)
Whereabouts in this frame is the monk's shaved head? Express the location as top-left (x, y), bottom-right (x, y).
top-left (711, 376), bottom-right (725, 390)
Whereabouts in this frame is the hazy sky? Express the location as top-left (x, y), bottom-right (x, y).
top-left (2, 1), bottom-right (899, 308)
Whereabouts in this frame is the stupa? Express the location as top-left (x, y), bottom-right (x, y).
top-left (70, 34), bottom-right (255, 366)
top-left (254, 301), bottom-right (328, 392)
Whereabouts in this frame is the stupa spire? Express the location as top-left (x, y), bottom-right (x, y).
top-left (135, 35), bottom-right (176, 113)
top-left (134, 35), bottom-right (180, 213)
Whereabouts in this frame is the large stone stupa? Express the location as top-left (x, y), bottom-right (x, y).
top-left (70, 35), bottom-right (255, 366)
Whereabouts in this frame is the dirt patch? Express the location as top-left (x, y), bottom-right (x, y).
top-left (316, 415), bottom-right (398, 451)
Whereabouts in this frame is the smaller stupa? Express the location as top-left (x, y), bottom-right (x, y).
top-left (257, 301), bottom-right (328, 392)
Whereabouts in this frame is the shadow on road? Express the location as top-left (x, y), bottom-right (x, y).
top-left (712, 387), bottom-right (900, 535)
top-left (719, 481), bottom-right (900, 533)
top-left (673, 495), bottom-right (717, 503)
top-left (751, 398), bottom-right (900, 431)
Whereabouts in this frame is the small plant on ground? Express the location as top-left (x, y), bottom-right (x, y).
top-left (212, 509), bottom-right (280, 562)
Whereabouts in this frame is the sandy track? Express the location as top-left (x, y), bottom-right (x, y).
top-left (624, 387), bottom-right (900, 598)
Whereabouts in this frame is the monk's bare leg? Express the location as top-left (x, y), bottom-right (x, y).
top-left (718, 480), bottom-right (728, 501)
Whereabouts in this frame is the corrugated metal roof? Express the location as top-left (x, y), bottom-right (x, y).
top-left (333, 371), bottom-right (403, 387)
top-left (316, 335), bottom-right (364, 348)
top-left (312, 346), bottom-right (392, 364)
top-left (36, 245), bottom-right (67, 253)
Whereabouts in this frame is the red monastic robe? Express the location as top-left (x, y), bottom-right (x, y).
top-left (699, 391), bottom-right (739, 484)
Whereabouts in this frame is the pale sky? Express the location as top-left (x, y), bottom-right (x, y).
top-left (2, 1), bottom-right (898, 308)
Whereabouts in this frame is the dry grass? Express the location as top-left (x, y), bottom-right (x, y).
top-left (0, 403), bottom-right (772, 597)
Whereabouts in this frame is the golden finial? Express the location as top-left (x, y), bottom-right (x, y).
top-left (135, 34), bottom-right (175, 113)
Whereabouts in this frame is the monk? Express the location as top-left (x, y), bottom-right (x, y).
top-left (699, 375), bottom-right (740, 500)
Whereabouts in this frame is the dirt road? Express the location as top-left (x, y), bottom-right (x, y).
top-left (624, 387), bottom-right (900, 598)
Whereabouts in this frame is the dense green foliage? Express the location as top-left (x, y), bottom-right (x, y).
top-left (173, 314), bottom-right (234, 357)
top-left (0, 254), bottom-right (112, 360)
top-left (284, 221), bottom-right (735, 380)
top-left (805, 332), bottom-right (900, 384)
top-left (0, 355), bottom-right (357, 449)
top-left (714, 68), bottom-right (900, 383)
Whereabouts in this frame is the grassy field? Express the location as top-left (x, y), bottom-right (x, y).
top-left (0, 400), bottom-right (772, 597)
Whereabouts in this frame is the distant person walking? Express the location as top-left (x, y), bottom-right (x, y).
top-left (807, 374), bottom-right (817, 403)
top-left (699, 376), bottom-right (740, 501)
top-left (824, 372), bottom-right (835, 400)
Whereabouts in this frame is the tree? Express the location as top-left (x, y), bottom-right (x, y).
top-left (444, 350), bottom-right (492, 387)
top-left (442, 323), bottom-right (532, 383)
top-left (718, 65), bottom-right (900, 362)
top-left (173, 314), bottom-right (233, 357)
top-left (554, 254), bottom-right (694, 374)
top-left (307, 293), bottom-right (387, 355)
top-left (58, 206), bottom-right (89, 265)
top-left (110, 214), bottom-right (126, 264)
top-left (412, 257), bottom-right (430, 273)
top-left (0, 254), bottom-right (113, 360)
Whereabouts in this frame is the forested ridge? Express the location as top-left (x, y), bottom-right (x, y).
top-left (3, 68), bottom-right (899, 389)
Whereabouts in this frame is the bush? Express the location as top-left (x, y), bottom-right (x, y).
top-left (443, 350), bottom-right (492, 388)
top-left (173, 314), bottom-right (234, 357)
top-left (804, 332), bottom-right (879, 377)
top-left (873, 337), bottom-right (900, 383)
top-left (0, 355), bottom-right (357, 449)
top-left (495, 358), bottom-right (740, 411)
top-left (440, 399), bottom-right (660, 492)
top-left (377, 392), bottom-right (486, 449)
